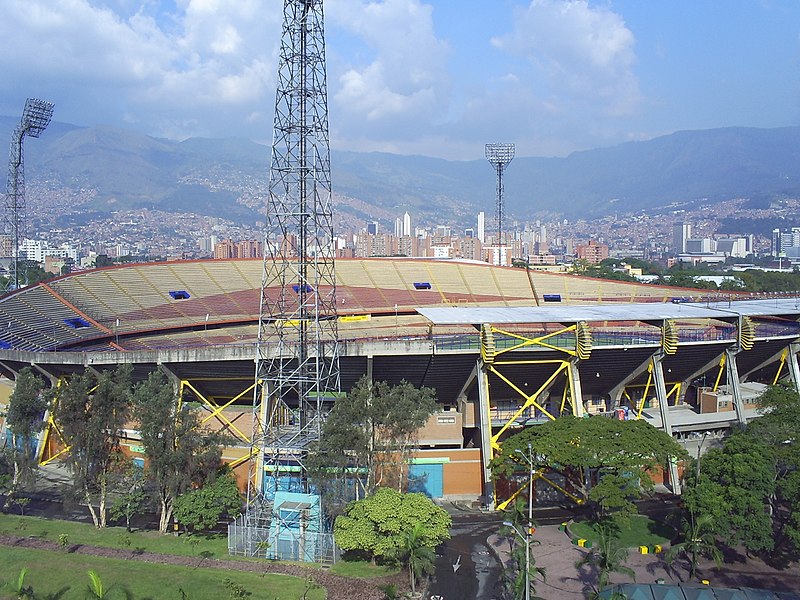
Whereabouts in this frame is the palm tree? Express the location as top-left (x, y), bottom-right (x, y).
top-left (575, 521), bottom-right (635, 597)
top-left (665, 511), bottom-right (722, 580)
top-left (396, 522), bottom-right (436, 594)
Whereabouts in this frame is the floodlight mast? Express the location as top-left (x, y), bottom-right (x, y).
top-left (5, 98), bottom-right (54, 291)
top-left (485, 142), bottom-right (515, 250)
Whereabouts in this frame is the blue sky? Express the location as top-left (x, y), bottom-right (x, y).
top-left (0, 0), bottom-right (798, 160)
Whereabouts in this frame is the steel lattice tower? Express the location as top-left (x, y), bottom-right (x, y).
top-left (5, 98), bottom-right (54, 291)
top-left (485, 142), bottom-right (514, 249)
top-left (250, 0), bottom-right (340, 504)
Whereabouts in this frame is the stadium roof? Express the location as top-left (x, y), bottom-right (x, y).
top-left (417, 299), bottom-right (800, 326)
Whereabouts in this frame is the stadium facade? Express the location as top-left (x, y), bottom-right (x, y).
top-left (1, 257), bottom-right (799, 506)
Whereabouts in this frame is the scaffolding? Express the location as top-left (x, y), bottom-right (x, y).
top-left (234, 0), bottom-right (340, 562)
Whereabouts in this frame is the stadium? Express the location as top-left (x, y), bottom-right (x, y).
top-left (1, 256), bottom-right (799, 507)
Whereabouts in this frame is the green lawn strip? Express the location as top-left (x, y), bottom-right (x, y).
top-left (0, 546), bottom-right (325, 600)
top-left (0, 514), bottom-right (228, 558)
top-left (570, 515), bottom-right (674, 548)
top-left (0, 514), bottom-right (398, 581)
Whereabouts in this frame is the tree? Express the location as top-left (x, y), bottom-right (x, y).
top-left (575, 520), bottom-right (634, 598)
top-left (2, 368), bottom-right (48, 508)
top-left (132, 369), bottom-right (223, 533)
top-left (490, 416), bottom-right (687, 519)
top-left (173, 470), bottom-right (243, 534)
top-left (54, 365), bottom-right (132, 528)
top-left (395, 522), bottom-right (436, 594)
top-left (683, 432), bottom-right (776, 554)
top-left (307, 377), bottom-right (439, 507)
top-left (333, 488), bottom-right (451, 565)
top-left (664, 512), bottom-right (722, 580)
top-left (499, 501), bottom-right (546, 600)
top-left (108, 459), bottom-right (147, 532)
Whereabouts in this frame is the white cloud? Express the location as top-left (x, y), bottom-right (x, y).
top-left (492, 0), bottom-right (641, 118)
top-left (327, 0), bottom-right (450, 140)
top-left (0, 0), bottom-right (280, 139)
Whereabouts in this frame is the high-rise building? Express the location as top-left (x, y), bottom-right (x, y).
top-left (367, 221), bottom-right (378, 235)
top-left (394, 217), bottom-right (403, 238)
top-left (673, 222), bottom-right (692, 254)
top-left (477, 212), bottom-right (485, 243)
top-left (403, 212), bottom-right (411, 237)
top-left (576, 240), bottom-right (609, 264)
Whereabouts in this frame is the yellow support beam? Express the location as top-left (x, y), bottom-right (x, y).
top-left (713, 354), bottom-right (726, 392)
top-left (489, 362), bottom-right (568, 450)
top-left (492, 324), bottom-right (579, 358)
top-left (773, 348), bottom-right (788, 385)
top-left (39, 378), bottom-right (70, 466)
top-left (636, 362), bottom-right (654, 419)
top-left (182, 380), bottom-right (251, 443)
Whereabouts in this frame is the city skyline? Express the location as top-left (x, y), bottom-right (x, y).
top-left (0, 1), bottom-right (798, 160)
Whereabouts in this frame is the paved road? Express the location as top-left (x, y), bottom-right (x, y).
top-left (428, 513), bottom-right (504, 600)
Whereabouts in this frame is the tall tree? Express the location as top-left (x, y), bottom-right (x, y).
top-left (132, 370), bottom-right (222, 533)
top-left (683, 432), bottom-right (776, 554)
top-left (3, 368), bottom-right (48, 508)
top-left (491, 416), bottom-right (687, 519)
top-left (54, 365), bottom-right (132, 528)
top-left (664, 512), bottom-right (722, 580)
top-left (307, 377), bottom-right (439, 509)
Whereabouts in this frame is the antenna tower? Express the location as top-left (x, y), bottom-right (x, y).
top-left (250, 0), bottom-right (339, 515)
top-left (5, 98), bottom-right (54, 290)
top-left (485, 142), bottom-right (515, 248)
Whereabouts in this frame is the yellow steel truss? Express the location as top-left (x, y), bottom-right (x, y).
top-left (39, 378), bottom-right (100, 466)
top-left (495, 468), bottom-right (585, 510)
top-left (180, 380), bottom-right (252, 444)
top-left (481, 323), bottom-right (589, 454)
top-left (39, 378), bottom-right (69, 466)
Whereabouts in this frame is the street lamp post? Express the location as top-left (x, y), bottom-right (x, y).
top-left (514, 443), bottom-right (535, 600)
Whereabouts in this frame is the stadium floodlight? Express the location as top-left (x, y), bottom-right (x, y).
top-left (21, 98), bottom-right (55, 138)
top-left (485, 142), bottom-right (515, 250)
top-left (5, 98), bottom-right (55, 290)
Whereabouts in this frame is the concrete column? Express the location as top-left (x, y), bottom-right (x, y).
top-left (652, 353), bottom-right (681, 494)
top-left (568, 358), bottom-right (585, 417)
top-left (787, 342), bottom-right (800, 396)
top-left (476, 360), bottom-right (494, 509)
top-left (725, 348), bottom-right (747, 425)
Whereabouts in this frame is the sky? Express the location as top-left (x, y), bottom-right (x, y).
top-left (0, 0), bottom-right (799, 160)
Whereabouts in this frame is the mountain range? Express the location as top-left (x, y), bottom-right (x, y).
top-left (2, 116), bottom-right (800, 226)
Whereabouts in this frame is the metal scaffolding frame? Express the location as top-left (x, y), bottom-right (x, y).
top-left (238, 0), bottom-right (340, 560)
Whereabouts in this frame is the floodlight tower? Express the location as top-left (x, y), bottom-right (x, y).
top-left (485, 142), bottom-right (515, 248)
top-left (251, 0), bottom-right (340, 505)
top-left (5, 98), bottom-right (54, 290)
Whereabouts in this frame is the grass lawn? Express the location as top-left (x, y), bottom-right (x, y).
top-left (570, 515), bottom-right (674, 548)
top-left (0, 513), bottom-right (229, 559)
top-left (0, 546), bottom-right (325, 600)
